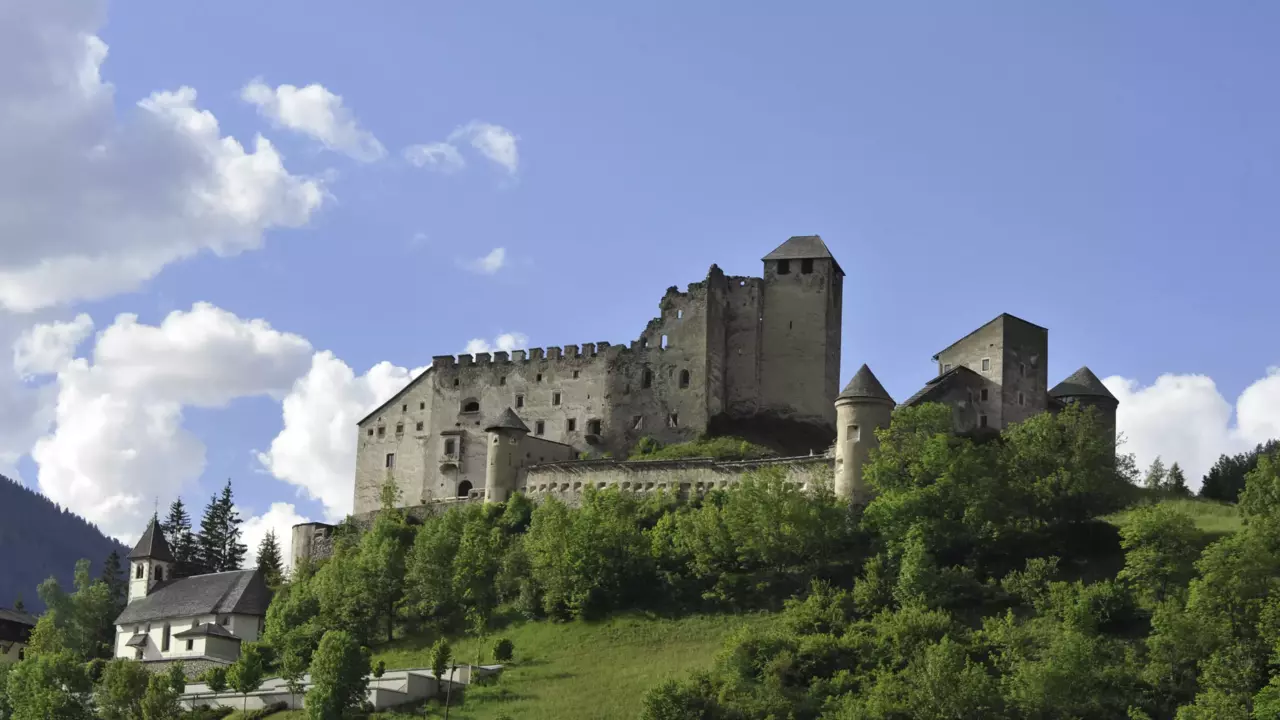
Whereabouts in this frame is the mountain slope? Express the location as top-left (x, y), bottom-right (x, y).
top-left (0, 475), bottom-right (127, 612)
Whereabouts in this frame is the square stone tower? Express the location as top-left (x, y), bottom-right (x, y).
top-left (758, 236), bottom-right (843, 432)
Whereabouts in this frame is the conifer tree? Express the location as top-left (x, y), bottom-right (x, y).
top-left (160, 498), bottom-right (200, 577)
top-left (197, 481), bottom-right (247, 572)
top-left (257, 530), bottom-right (285, 587)
top-left (100, 551), bottom-right (126, 611)
top-left (1165, 462), bottom-right (1191, 496)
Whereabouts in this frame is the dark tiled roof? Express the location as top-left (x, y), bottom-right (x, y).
top-left (762, 235), bottom-right (843, 274)
top-left (931, 313), bottom-right (1048, 361)
top-left (900, 366), bottom-right (984, 407)
top-left (129, 518), bottom-right (176, 562)
top-left (115, 569), bottom-right (271, 626)
top-left (1050, 366), bottom-right (1117, 402)
top-left (838, 364), bottom-right (895, 403)
top-left (174, 622), bottom-right (241, 641)
top-left (0, 608), bottom-right (36, 627)
top-left (485, 407), bottom-right (530, 433)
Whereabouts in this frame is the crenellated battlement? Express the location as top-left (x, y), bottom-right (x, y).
top-left (426, 339), bottom-right (694, 371)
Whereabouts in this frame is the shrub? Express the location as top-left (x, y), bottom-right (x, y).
top-left (492, 637), bottom-right (514, 663)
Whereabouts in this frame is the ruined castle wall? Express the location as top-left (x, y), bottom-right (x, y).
top-left (722, 276), bottom-right (765, 417)
top-left (759, 258), bottom-right (839, 430)
top-left (999, 317), bottom-right (1049, 427)
top-left (521, 455), bottom-right (834, 503)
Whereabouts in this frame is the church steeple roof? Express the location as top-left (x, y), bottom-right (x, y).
top-left (128, 517), bottom-right (175, 563)
top-left (838, 364), bottom-right (895, 403)
top-left (1049, 366), bottom-right (1116, 402)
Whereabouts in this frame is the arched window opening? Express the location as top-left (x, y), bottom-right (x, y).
top-left (457, 480), bottom-right (473, 498)
top-left (155, 565), bottom-right (164, 582)
top-left (461, 399), bottom-right (480, 413)
top-left (161, 623), bottom-right (171, 652)
top-left (135, 564), bottom-right (143, 580)
top-left (679, 369), bottom-right (690, 388)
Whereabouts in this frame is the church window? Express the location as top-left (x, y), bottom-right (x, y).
top-left (461, 399), bottom-right (480, 413)
top-left (516, 394), bottom-right (525, 408)
top-left (162, 623), bottom-right (170, 652)
top-left (535, 420), bottom-right (545, 435)
top-left (801, 258), bottom-right (814, 274)
top-left (981, 389), bottom-right (989, 402)
top-left (642, 368), bottom-right (653, 389)
top-left (552, 392), bottom-right (561, 406)
top-left (416, 421), bottom-right (424, 431)
top-left (385, 453), bottom-right (395, 468)
top-left (667, 413), bottom-right (679, 428)
top-left (979, 415), bottom-right (988, 428)
top-left (587, 419), bottom-right (602, 435)
top-left (186, 639), bottom-right (193, 651)
top-left (566, 418), bottom-right (577, 432)
top-left (679, 369), bottom-right (690, 388)
top-left (155, 566), bottom-right (164, 582)
top-left (981, 358), bottom-right (991, 372)
top-left (135, 565), bottom-right (143, 579)
top-left (777, 259), bottom-right (791, 275)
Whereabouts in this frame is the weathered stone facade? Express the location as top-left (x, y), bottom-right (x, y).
top-left (352, 236), bottom-right (844, 515)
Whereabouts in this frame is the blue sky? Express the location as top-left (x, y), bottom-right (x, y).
top-left (5, 1), bottom-right (1278, 551)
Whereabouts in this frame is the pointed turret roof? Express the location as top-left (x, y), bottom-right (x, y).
top-left (128, 517), bottom-right (175, 562)
top-left (1049, 366), bottom-right (1117, 402)
top-left (838, 364), bottom-right (895, 403)
top-left (484, 407), bottom-right (530, 433)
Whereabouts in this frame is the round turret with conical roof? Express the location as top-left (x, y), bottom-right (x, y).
top-left (484, 407), bottom-right (530, 503)
top-left (1050, 366), bottom-right (1119, 448)
top-left (834, 364), bottom-right (895, 503)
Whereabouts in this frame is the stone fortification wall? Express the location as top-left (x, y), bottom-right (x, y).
top-left (521, 454), bottom-right (833, 503)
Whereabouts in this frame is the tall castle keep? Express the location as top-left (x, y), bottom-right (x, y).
top-left (350, 236), bottom-right (1117, 515)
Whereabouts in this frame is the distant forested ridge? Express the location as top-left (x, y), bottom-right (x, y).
top-left (0, 474), bottom-right (126, 611)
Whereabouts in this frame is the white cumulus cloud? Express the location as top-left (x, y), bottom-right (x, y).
top-left (240, 501), bottom-right (312, 572)
top-left (13, 313), bottom-right (94, 378)
top-left (449, 121), bottom-right (519, 175)
top-left (466, 247), bottom-right (506, 275)
top-left (0, 2), bottom-right (325, 312)
top-left (31, 303), bottom-right (314, 540)
top-left (1104, 367), bottom-right (1280, 490)
top-left (464, 332), bottom-right (529, 355)
top-left (257, 352), bottom-right (427, 521)
top-left (403, 142), bottom-right (465, 173)
top-left (242, 79), bottom-right (386, 162)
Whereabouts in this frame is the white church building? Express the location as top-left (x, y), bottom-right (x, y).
top-left (114, 518), bottom-right (270, 669)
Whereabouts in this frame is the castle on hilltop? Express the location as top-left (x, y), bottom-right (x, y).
top-left (347, 235), bottom-right (1119, 517)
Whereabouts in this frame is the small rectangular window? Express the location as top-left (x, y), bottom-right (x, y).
top-left (377, 426), bottom-right (385, 437)
top-left (943, 364), bottom-right (952, 373)
top-left (981, 358), bottom-right (991, 372)
top-left (849, 424), bottom-right (860, 442)
top-left (416, 421), bottom-right (424, 431)
top-left (395, 423), bottom-right (404, 435)
top-left (453, 378), bottom-right (459, 386)
top-left (552, 392), bottom-right (561, 406)
top-left (385, 453), bottom-right (395, 468)
top-left (367, 428), bottom-right (373, 436)
top-left (572, 370), bottom-right (580, 379)
top-left (566, 418), bottom-right (577, 432)
top-left (777, 259), bottom-right (791, 275)
top-left (1018, 392), bottom-right (1025, 406)
top-left (135, 565), bottom-right (143, 579)
top-left (420, 401), bottom-right (425, 410)
top-left (516, 394), bottom-right (525, 408)
top-left (979, 415), bottom-right (989, 428)
top-left (444, 439), bottom-right (455, 455)
top-left (500, 376), bottom-right (507, 386)
top-left (535, 420), bottom-right (545, 435)
top-left (402, 404), bottom-right (407, 412)
top-left (1020, 363), bottom-right (1026, 378)
top-left (632, 415), bottom-right (643, 430)
top-left (980, 389), bottom-right (989, 402)
top-left (587, 419), bottom-right (602, 435)
top-left (536, 373), bottom-right (543, 382)
top-left (219, 616), bottom-right (230, 626)
top-left (186, 639), bottom-right (193, 651)
top-left (801, 258), bottom-right (814, 274)
top-left (667, 413), bottom-right (679, 428)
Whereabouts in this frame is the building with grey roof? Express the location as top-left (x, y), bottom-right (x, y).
top-left (114, 518), bottom-right (270, 668)
top-left (0, 607), bottom-right (36, 664)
